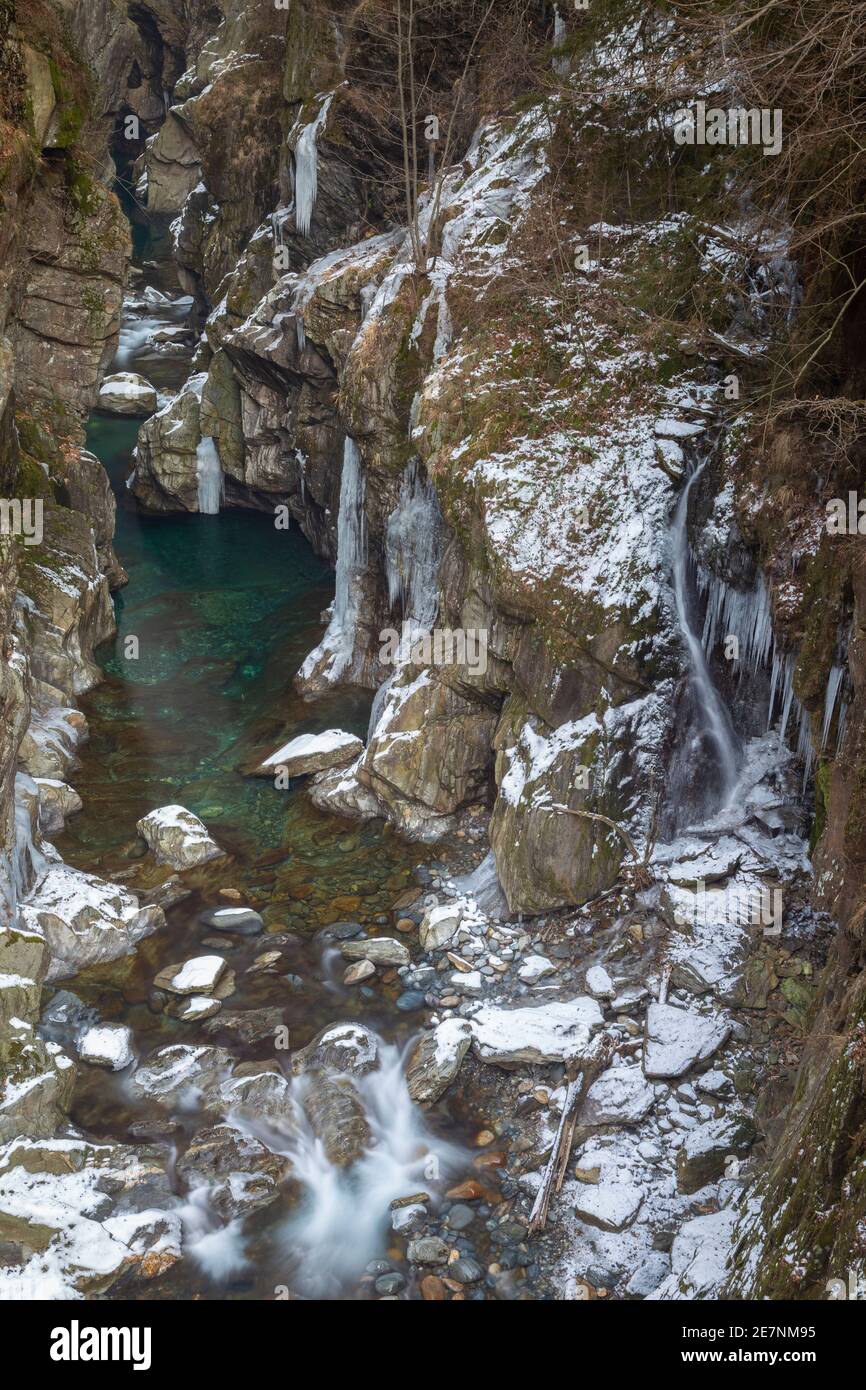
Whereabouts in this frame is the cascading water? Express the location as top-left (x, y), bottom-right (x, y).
top-left (668, 456), bottom-right (741, 819)
top-left (230, 1036), bottom-right (462, 1297)
top-left (196, 436), bottom-right (224, 515)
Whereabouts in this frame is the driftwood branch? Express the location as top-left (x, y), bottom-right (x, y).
top-left (528, 1039), bottom-right (615, 1236)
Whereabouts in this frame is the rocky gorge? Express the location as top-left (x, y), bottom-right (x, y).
top-left (0, 0), bottom-right (864, 1307)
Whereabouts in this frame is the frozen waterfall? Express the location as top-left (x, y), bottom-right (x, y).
top-left (196, 435), bottom-right (224, 515)
top-left (384, 459), bottom-right (444, 633)
top-left (294, 94), bottom-right (333, 239)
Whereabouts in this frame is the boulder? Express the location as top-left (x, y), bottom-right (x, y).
top-left (136, 805), bottom-right (224, 870)
top-left (470, 997), bottom-right (603, 1067)
top-left (676, 1113), bottom-right (756, 1194)
top-left (643, 1004), bottom-right (731, 1079)
top-left (98, 372), bottom-right (158, 416)
top-left (406, 1018), bottom-right (471, 1104)
top-left (579, 1064), bottom-right (656, 1126)
top-left (20, 864), bottom-right (164, 982)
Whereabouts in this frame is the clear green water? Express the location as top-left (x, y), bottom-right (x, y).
top-left (61, 413), bottom-right (422, 929)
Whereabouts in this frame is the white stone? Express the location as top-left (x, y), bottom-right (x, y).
top-left (586, 964), bottom-right (615, 998)
top-left (340, 937), bottom-right (410, 966)
top-left (420, 903), bottom-right (461, 951)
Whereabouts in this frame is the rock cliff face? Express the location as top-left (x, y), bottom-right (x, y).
top-left (0, 0), bottom-right (132, 1150)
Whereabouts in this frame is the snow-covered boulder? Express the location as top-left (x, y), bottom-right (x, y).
top-left (579, 1064), bottom-right (656, 1126)
top-left (252, 729), bottom-right (363, 778)
top-left (406, 1018), bottom-right (471, 1103)
top-left (643, 1003), bottom-right (730, 1079)
top-left (470, 997), bottom-right (603, 1067)
top-left (20, 865), bottom-right (164, 982)
top-left (573, 1181), bottom-right (644, 1232)
top-left (98, 372), bottom-right (158, 416)
top-left (78, 1024), bottom-right (135, 1071)
top-left (136, 805), bottom-right (224, 870)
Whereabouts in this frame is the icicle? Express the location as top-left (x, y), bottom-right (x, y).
top-left (821, 664), bottom-right (844, 750)
top-left (293, 94), bottom-right (333, 239)
top-left (384, 460), bottom-right (443, 631)
top-left (296, 315), bottom-right (306, 352)
top-left (327, 436), bottom-right (367, 679)
top-left (196, 436), bottom-right (224, 515)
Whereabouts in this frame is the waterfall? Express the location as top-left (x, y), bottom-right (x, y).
top-left (293, 94), bottom-right (333, 239)
top-left (230, 1035), bottom-right (461, 1297)
top-left (196, 436), bottom-right (224, 515)
top-left (669, 457), bottom-right (741, 811)
top-left (384, 460), bottom-right (443, 631)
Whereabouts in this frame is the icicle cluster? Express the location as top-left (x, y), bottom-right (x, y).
top-left (384, 460), bottom-right (444, 632)
top-left (698, 567), bottom-right (850, 782)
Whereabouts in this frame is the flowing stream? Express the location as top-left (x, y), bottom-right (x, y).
top-left (51, 222), bottom-right (485, 1300)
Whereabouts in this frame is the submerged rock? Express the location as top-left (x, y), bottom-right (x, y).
top-left (136, 805), bottom-right (225, 870)
top-left (251, 729), bottom-right (363, 777)
top-left (198, 906), bottom-right (264, 936)
top-left (291, 1022), bottom-right (380, 1078)
top-left (301, 1073), bottom-right (370, 1166)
